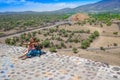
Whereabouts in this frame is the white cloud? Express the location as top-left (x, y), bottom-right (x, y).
top-left (20, 2), bottom-right (80, 11)
top-left (0, 0), bottom-right (94, 12)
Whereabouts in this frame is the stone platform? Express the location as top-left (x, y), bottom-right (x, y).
top-left (0, 44), bottom-right (120, 80)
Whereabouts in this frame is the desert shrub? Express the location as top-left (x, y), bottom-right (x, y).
top-left (49, 28), bottom-right (55, 33)
top-left (10, 39), bottom-right (15, 45)
top-left (5, 38), bottom-right (11, 44)
top-left (87, 38), bottom-right (93, 42)
top-left (86, 30), bottom-right (90, 33)
top-left (32, 31), bottom-right (37, 36)
top-left (38, 30), bottom-right (41, 34)
top-left (79, 30), bottom-right (85, 33)
top-left (81, 31), bottom-right (99, 49)
top-left (19, 43), bottom-right (22, 46)
top-left (72, 48), bottom-right (78, 53)
top-left (57, 37), bottom-right (62, 41)
top-left (61, 42), bottom-right (66, 48)
top-left (113, 32), bottom-right (118, 35)
top-left (113, 43), bottom-right (118, 46)
top-left (100, 47), bottom-right (105, 51)
top-left (42, 40), bottom-right (50, 47)
top-left (77, 22), bottom-right (81, 25)
top-left (100, 23), bottom-right (103, 27)
top-left (20, 34), bottom-right (26, 40)
top-left (94, 31), bottom-right (100, 37)
top-left (49, 47), bottom-right (57, 52)
top-left (106, 22), bottom-right (112, 26)
top-left (35, 38), bottom-right (40, 42)
top-left (25, 36), bottom-right (30, 41)
top-left (81, 40), bottom-right (90, 49)
top-left (73, 38), bottom-right (79, 43)
top-left (13, 36), bottom-right (19, 42)
top-left (51, 36), bottom-right (55, 40)
top-left (43, 33), bottom-right (47, 36)
top-left (60, 29), bottom-right (66, 34)
top-left (64, 33), bottom-right (68, 37)
top-left (71, 32), bottom-right (74, 36)
top-left (56, 44), bottom-right (62, 49)
top-left (0, 32), bottom-right (4, 36)
top-left (66, 38), bottom-right (73, 42)
top-left (89, 33), bottom-right (96, 39)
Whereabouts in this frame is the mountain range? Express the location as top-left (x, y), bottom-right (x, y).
top-left (0, 0), bottom-right (120, 14)
top-left (54, 0), bottom-right (120, 13)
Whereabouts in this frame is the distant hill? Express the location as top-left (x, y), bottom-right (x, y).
top-left (73, 0), bottom-right (120, 13)
top-left (0, 0), bottom-right (120, 14)
top-left (54, 0), bottom-right (120, 13)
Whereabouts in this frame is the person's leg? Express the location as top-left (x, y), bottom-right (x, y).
top-left (18, 54), bottom-right (26, 58)
top-left (21, 55), bottom-right (28, 60)
top-left (18, 49), bottom-right (29, 58)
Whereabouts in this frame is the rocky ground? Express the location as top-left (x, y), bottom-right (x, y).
top-left (0, 44), bottom-right (120, 80)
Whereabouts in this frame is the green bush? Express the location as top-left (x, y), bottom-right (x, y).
top-left (113, 32), bottom-right (118, 35)
top-left (32, 31), bottom-right (37, 36)
top-left (94, 31), bottom-right (99, 37)
top-left (49, 28), bottom-right (55, 33)
top-left (113, 43), bottom-right (118, 46)
top-left (81, 40), bottom-right (90, 49)
top-left (73, 38), bottom-right (79, 43)
top-left (42, 40), bottom-right (50, 47)
top-left (86, 30), bottom-right (90, 33)
top-left (100, 47), bottom-right (105, 51)
top-left (89, 33), bottom-right (96, 39)
top-left (56, 44), bottom-right (62, 49)
top-left (72, 48), bottom-right (78, 53)
top-left (10, 39), bottom-right (15, 45)
top-left (20, 34), bottom-right (25, 40)
top-left (49, 47), bottom-right (57, 52)
top-left (61, 42), bottom-right (66, 48)
top-left (5, 38), bottom-right (11, 44)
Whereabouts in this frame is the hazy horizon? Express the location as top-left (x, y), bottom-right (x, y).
top-left (0, 0), bottom-right (101, 12)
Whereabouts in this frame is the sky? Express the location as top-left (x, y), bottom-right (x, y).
top-left (0, 0), bottom-right (101, 12)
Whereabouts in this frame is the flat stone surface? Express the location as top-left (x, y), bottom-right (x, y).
top-left (0, 44), bottom-right (120, 80)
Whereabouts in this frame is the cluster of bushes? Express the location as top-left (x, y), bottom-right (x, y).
top-left (76, 13), bottom-right (120, 27)
top-left (5, 32), bottom-right (40, 46)
top-left (0, 13), bottom-right (71, 31)
top-left (81, 31), bottom-right (99, 49)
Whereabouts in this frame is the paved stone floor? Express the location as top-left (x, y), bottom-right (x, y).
top-left (0, 44), bottom-right (120, 80)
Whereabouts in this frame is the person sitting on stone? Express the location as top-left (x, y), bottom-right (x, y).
top-left (18, 37), bottom-right (42, 60)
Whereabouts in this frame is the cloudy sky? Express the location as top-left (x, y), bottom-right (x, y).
top-left (0, 0), bottom-right (101, 12)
